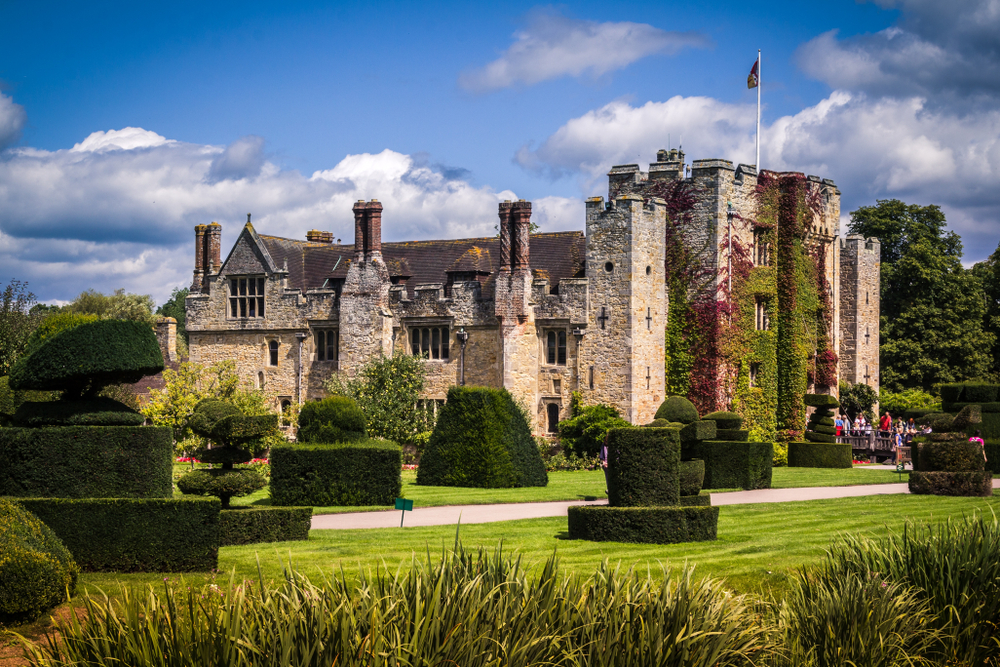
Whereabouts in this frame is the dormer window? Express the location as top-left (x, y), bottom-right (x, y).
top-left (229, 276), bottom-right (265, 319)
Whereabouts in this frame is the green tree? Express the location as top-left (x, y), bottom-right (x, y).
top-left (971, 241), bottom-right (1000, 380)
top-left (839, 381), bottom-right (879, 422)
top-left (67, 288), bottom-right (155, 323)
top-left (156, 287), bottom-right (189, 353)
top-left (0, 280), bottom-right (42, 376)
top-left (849, 200), bottom-right (994, 391)
top-left (324, 353), bottom-right (427, 444)
top-left (556, 392), bottom-right (631, 457)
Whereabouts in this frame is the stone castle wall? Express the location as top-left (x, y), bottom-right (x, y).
top-left (839, 236), bottom-right (881, 392)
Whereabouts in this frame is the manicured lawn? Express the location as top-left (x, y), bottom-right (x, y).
top-left (79, 490), bottom-right (1000, 599)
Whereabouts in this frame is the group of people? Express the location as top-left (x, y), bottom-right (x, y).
top-left (834, 410), bottom-right (987, 465)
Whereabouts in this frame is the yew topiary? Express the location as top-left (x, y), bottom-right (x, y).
top-left (297, 396), bottom-right (367, 444)
top-left (654, 396), bottom-right (699, 424)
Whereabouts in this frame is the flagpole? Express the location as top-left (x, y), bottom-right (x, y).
top-left (755, 49), bottom-right (761, 170)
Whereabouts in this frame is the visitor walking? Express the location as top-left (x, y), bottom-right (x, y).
top-left (970, 429), bottom-right (986, 463)
top-left (879, 411), bottom-right (892, 437)
top-left (835, 414), bottom-right (844, 436)
top-left (599, 433), bottom-right (611, 492)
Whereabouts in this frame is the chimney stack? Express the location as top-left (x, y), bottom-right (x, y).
top-left (306, 229), bottom-right (334, 244)
top-left (351, 200), bottom-right (384, 260)
top-left (498, 200), bottom-right (513, 271)
top-left (511, 199), bottom-right (531, 270)
top-left (192, 224), bottom-right (206, 291)
top-left (205, 222), bottom-right (222, 276)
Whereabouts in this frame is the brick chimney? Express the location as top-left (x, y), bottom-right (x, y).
top-left (192, 224), bottom-right (206, 291)
top-left (352, 200), bottom-right (383, 261)
top-left (511, 199), bottom-right (531, 270)
top-left (498, 200), bottom-right (513, 271)
top-left (205, 222), bottom-right (222, 276)
top-left (306, 229), bottom-right (334, 244)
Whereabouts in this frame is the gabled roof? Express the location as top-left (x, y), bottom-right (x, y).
top-left (219, 222), bottom-right (280, 276)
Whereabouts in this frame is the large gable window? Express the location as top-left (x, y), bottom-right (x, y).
top-left (411, 326), bottom-right (449, 360)
top-left (230, 276), bottom-right (265, 319)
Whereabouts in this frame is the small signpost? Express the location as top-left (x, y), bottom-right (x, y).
top-left (395, 497), bottom-right (414, 527)
top-left (896, 462), bottom-right (905, 481)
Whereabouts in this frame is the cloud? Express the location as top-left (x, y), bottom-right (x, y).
top-left (516, 91), bottom-right (1000, 261)
top-left (459, 12), bottom-right (708, 92)
top-left (0, 128), bottom-right (587, 304)
top-left (0, 92), bottom-right (27, 150)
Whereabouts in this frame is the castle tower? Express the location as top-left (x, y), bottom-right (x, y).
top-left (339, 200), bottom-right (393, 373)
top-left (839, 235), bottom-right (881, 392)
top-left (579, 194), bottom-right (666, 424)
top-left (495, 200), bottom-right (538, 409)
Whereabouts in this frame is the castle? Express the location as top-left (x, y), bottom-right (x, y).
top-left (185, 150), bottom-right (880, 434)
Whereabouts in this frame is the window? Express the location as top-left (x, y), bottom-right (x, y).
top-left (753, 229), bottom-right (769, 266)
top-left (269, 340), bottom-right (279, 366)
top-left (589, 366), bottom-right (595, 390)
top-left (749, 362), bottom-right (761, 387)
top-left (411, 326), bottom-right (449, 359)
top-left (547, 404), bottom-right (560, 433)
top-left (279, 398), bottom-right (292, 426)
top-left (545, 330), bottom-right (567, 365)
top-left (755, 297), bottom-right (770, 331)
top-left (229, 276), bottom-right (265, 318)
top-left (257, 371), bottom-right (265, 389)
top-left (315, 330), bottom-right (338, 362)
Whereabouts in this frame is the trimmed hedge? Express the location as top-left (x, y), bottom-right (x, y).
top-left (0, 426), bottom-right (173, 498)
top-left (654, 396), bottom-right (699, 424)
top-left (915, 442), bottom-right (986, 472)
top-left (417, 386), bottom-right (547, 488)
top-left (0, 498), bottom-right (78, 624)
top-left (13, 497), bottom-right (220, 572)
top-left (13, 397), bottom-right (144, 427)
top-left (685, 441), bottom-right (773, 490)
top-left (804, 393), bottom-right (840, 408)
top-left (606, 427), bottom-right (680, 507)
top-left (987, 442), bottom-right (1000, 474)
top-left (678, 459), bottom-right (704, 497)
top-left (8, 319), bottom-right (164, 397)
top-left (177, 468), bottom-right (267, 509)
top-left (271, 441), bottom-right (402, 506)
top-left (812, 424), bottom-right (837, 436)
top-left (943, 401), bottom-right (1000, 414)
top-left (679, 494), bottom-right (711, 507)
top-left (679, 420), bottom-right (716, 442)
top-left (701, 411), bottom-right (742, 429)
top-left (567, 505), bottom-right (719, 544)
top-left (219, 507), bottom-right (312, 546)
top-left (941, 382), bottom-right (1000, 405)
top-left (804, 431), bottom-right (837, 444)
top-left (787, 442), bottom-right (852, 469)
top-left (298, 396), bottom-right (367, 444)
top-left (981, 413), bottom-right (1000, 440)
top-left (908, 471), bottom-right (993, 497)
top-left (715, 429), bottom-right (749, 442)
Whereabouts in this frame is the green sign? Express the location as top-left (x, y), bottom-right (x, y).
top-left (896, 463), bottom-right (905, 473)
top-left (395, 497), bottom-right (414, 526)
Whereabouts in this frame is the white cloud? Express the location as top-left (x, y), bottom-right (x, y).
top-left (0, 130), bottom-right (581, 304)
top-left (0, 92), bottom-right (27, 150)
top-left (459, 12), bottom-right (708, 93)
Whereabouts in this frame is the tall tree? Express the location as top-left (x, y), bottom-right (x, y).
top-left (0, 280), bottom-right (41, 376)
top-left (67, 288), bottom-right (155, 323)
top-left (849, 201), bottom-right (994, 391)
top-left (971, 241), bottom-right (1000, 380)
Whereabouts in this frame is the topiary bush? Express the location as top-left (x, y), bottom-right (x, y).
top-left (12, 396), bottom-right (145, 427)
top-left (679, 459), bottom-right (705, 497)
top-left (270, 440), bottom-right (402, 506)
top-left (654, 396), bottom-right (699, 424)
top-left (910, 404), bottom-right (990, 497)
top-left (297, 396), bottom-right (367, 444)
top-left (907, 471), bottom-right (992, 496)
top-left (567, 505), bottom-right (719, 544)
top-left (787, 442), bottom-right (853, 469)
top-left (606, 427), bottom-right (680, 507)
top-left (417, 386), bottom-right (547, 488)
top-left (219, 507), bottom-right (312, 546)
top-left (686, 441), bottom-right (774, 489)
top-left (700, 411), bottom-right (742, 430)
top-left (0, 498), bottom-right (79, 624)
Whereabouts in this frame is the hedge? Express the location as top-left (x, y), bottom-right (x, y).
top-left (908, 471), bottom-right (993, 497)
top-left (606, 427), bottom-right (680, 507)
top-left (685, 441), bottom-right (773, 490)
top-left (13, 397), bottom-right (145, 427)
top-left (177, 468), bottom-right (267, 509)
top-left (0, 498), bottom-right (78, 624)
top-left (804, 431), bottom-right (837, 444)
top-left (679, 494), bottom-right (711, 507)
top-left (915, 442), bottom-right (986, 472)
top-left (678, 459), bottom-right (704, 497)
top-left (219, 507), bottom-right (312, 546)
top-left (8, 319), bottom-right (164, 396)
top-left (715, 429), bottom-right (748, 442)
top-left (0, 426), bottom-right (173, 498)
top-left (13, 497), bottom-right (220, 572)
top-left (298, 396), bottom-right (367, 444)
top-left (987, 442), bottom-right (1000, 474)
top-left (981, 413), bottom-right (1000, 440)
top-left (701, 411), bottom-right (742, 429)
top-left (270, 440), bottom-right (402, 506)
top-left (787, 442), bottom-right (852, 469)
top-left (942, 402), bottom-right (1000, 414)
top-left (804, 393), bottom-right (839, 408)
top-left (417, 386), bottom-right (547, 488)
top-left (654, 396), bottom-right (699, 424)
top-left (567, 505), bottom-right (719, 544)
top-left (679, 420), bottom-right (716, 442)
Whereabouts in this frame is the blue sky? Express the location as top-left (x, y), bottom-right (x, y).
top-left (1, 0), bottom-right (998, 305)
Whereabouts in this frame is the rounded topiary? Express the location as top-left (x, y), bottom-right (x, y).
top-left (701, 411), bottom-right (742, 430)
top-left (654, 396), bottom-right (699, 424)
top-left (176, 469), bottom-right (266, 509)
top-left (644, 418), bottom-right (673, 428)
top-left (0, 498), bottom-right (79, 624)
top-left (679, 459), bottom-right (705, 496)
top-left (298, 396), bottom-right (367, 444)
top-left (417, 386), bottom-right (547, 488)
top-left (8, 319), bottom-right (164, 398)
top-left (13, 397), bottom-right (145, 427)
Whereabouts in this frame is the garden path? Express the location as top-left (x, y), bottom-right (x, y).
top-left (310, 479), bottom-right (1000, 530)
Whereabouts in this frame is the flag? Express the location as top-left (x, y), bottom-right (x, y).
top-left (747, 59), bottom-right (759, 89)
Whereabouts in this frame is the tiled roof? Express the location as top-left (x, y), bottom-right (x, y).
top-left (258, 232), bottom-right (586, 296)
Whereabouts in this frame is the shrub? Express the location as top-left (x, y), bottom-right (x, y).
top-left (986, 441), bottom-right (1000, 474)
top-left (557, 394), bottom-right (631, 457)
top-left (606, 427), bottom-right (680, 507)
top-left (715, 428), bottom-right (749, 441)
top-left (772, 442), bottom-right (788, 467)
top-left (9, 319), bottom-right (163, 398)
top-left (177, 469), bottom-right (267, 509)
top-left (654, 396), bottom-right (699, 424)
top-left (679, 420), bottom-right (716, 442)
top-left (839, 381), bottom-right (879, 421)
top-left (0, 426), bottom-right (173, 498)
top-left (14, 497), bottom-right (219, 572)
top-left (700, 411), bottom-right (742, 429)
top-left (298, 396), bottom-right (367, 444)
top-left (12, 396), bottom-right (144, 427)
top-left (907, 471), bottom-right (993, 496)
top-left (879, 388), bottom-right (942, 415)
top-left (787, 442), bottom-right (852, 468)
top-left (679, 459), bottom-right (704, 496)
top-left (803, 393), bottom-right (839, 408)
top-left (218, 507), bottom-right (311, 546)
top-left (417, 386), bottom-right (547, 488)
top-left (0, 375), bottom-right (59, 421)
top-left (567, 505), bottom-right (719, 544)
top-left (914, 441), bottom-right (985, 472)
top-left (804, 431), bottom-right (837, 443)
top-left (270, 440), bottom-right (402, 506)
top-left (0, 498), bottom-right (79, 624)
top-left (687, 441), bottom-right (774, 489)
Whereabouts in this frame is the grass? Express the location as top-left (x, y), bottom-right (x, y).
top-left (169, 465), bottom-right (921, 514)
top-left (76, 490), bottom-right (1000, 600)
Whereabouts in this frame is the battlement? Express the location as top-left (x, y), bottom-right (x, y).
top-left (840, 235), bottom-right (881, 256)
top-left (585, 194), bottom-right (666, 216)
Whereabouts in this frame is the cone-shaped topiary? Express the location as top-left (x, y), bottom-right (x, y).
top-left (8, 319), bottom-right (164, 399)
top-left (417, 386), bottom-right (547, 488)
top-left (0, 498), bottom-right (79, 624)
top-left (297, 396), bottom-right (367, 443)
top-left (654, 396), bottom-right (699, 424)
